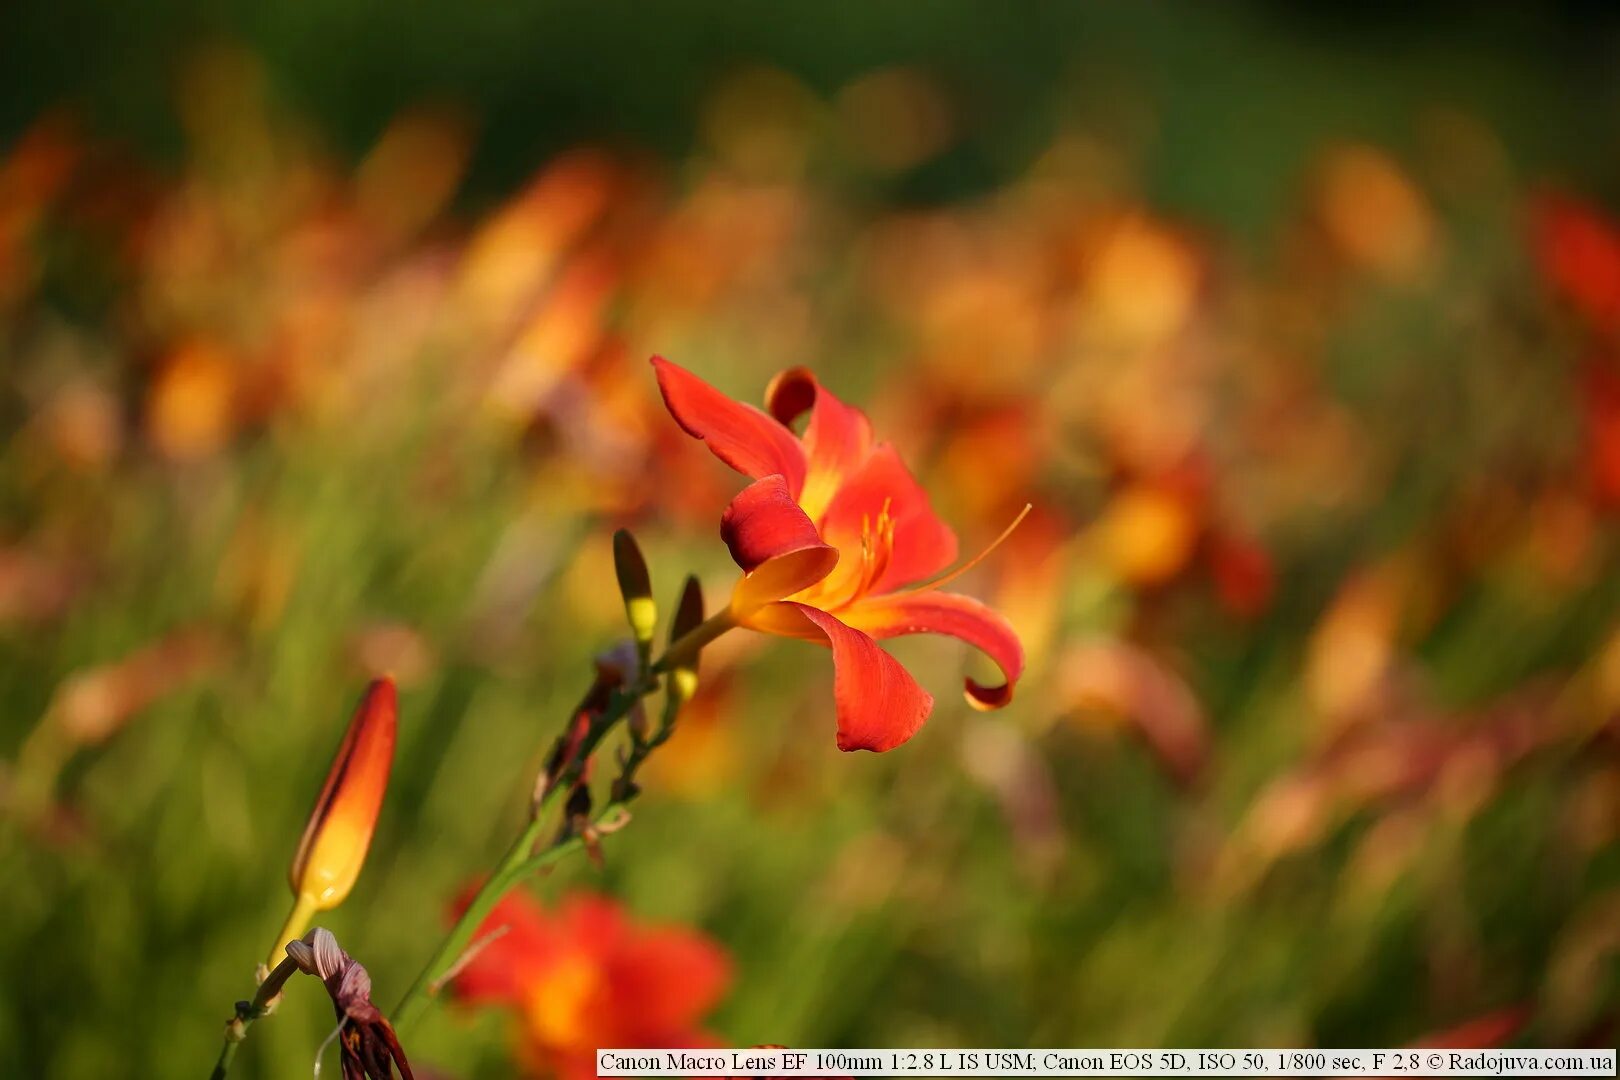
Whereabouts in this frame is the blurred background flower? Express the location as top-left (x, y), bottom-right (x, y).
top-left (451, 889), bottom-right (730, 1080)
top-left (2, 3), bottom-right (1620, 1077)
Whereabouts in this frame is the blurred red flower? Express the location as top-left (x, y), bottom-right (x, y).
top-left (451, 889), bottom-right (731, 1080)
top-left (652, 357), bottom-right (1024, 752)
top-left (1533, 194), bottom-right (1620, 336)
top-left (1583, 362), bottom-right (1620, 508)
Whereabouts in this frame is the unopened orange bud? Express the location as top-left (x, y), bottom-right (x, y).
top-left (273, 678), bottom-right (397, 963)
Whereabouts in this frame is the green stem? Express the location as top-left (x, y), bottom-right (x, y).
top-left (617, 685), bottom-right (683, 793)
top-left (268, 892), bottom-right (318, 970)
top-left (390, 677), bottom-right (655, 1033)
top-left (389, 615), bottom-right (742, 1036)
top-left (207, 958), bottom-right (298, 1080)
top-left (390, 812), bottom-right (548, 1032)
top-left (654, 609), bottom-right (734, 674)
top-left (208, 1040), bottom-right (238, 1080)
top-left (391, 805), bottom-right (621, 1032)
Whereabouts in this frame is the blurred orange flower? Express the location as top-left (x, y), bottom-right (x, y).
top-left (1088, 482), bottom-right (1198, 588)
top-left (452, 889), bottom-right (731, 1080)
top-left (146, 339), bottom-right (238, 461)
top-left (1058, 639), bottom-right (1210, 789)
top-left (1315, 144), bottom-right (1435, 279)
top-left (652, 357), bottom-right (1024, 752)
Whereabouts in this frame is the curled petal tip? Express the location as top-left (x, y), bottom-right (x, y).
top-left (764, 366), bottom-right (818, 426)
top-left (840, 591), bottom-right (1023, 720)
top-left (964, 678), bottom-right (1015, 711)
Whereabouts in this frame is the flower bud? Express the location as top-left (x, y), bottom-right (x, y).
top-left (612, 529), bottom-right (657, 650)
top-left (667, 576), bottom-right (704, 705)
top-left (275, 678), bottom-right (397, 961)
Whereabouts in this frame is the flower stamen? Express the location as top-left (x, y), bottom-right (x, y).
top-left (903, 503), bottom-right (1033, 595)
top-left (850, 498), bottom-right (897, 602)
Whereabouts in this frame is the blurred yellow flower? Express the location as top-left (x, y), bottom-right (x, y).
top-left (1088, 484), bottom-right (1197, 587)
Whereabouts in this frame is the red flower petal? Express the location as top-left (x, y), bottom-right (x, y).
top-left (818, 444), bottom-right (957, 597)
top-left (841, 590), bottom-right (1024, 710)
top-left (609, 926), bottom-right (732, 1032)
top-left (557, 892), bottom-right (631, 953)
top-left (765, 367), bottom-right (873, 520)
top-left (721, 476), bottom-right (838, 612)
top-left (720, 475), bottom-right (822, 572)
top-left (776, 602), bottom-right (934, 752)
top-left (449, 887), bottom-right (568, 1006)
top-left (653, 357), bottom-right (807, 493)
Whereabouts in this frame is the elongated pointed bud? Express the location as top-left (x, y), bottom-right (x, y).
top-left (612, 529), bottom-right (657, 651)
top-left (668, 576), bottom-right (704, 705)
top-left (275, 678), bottom-right (397, 962)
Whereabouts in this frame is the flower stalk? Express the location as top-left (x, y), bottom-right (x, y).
top-left (655, 608), bottom-right (733, 676)
top-left (392, 781), bottom-right (638, 1031)
top-left (392, 581), bottom-right (720, 1033)
top-left (208, 956), bottom-right (300, 1080)
top-left (212, 543), bottom-right (713, 1078)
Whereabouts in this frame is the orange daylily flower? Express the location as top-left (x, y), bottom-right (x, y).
top-left (651, 357), bottom-right (1024, 752)
top-left (276, 677), bottom-right (398, 960)
top-left (451, 888), bottom-right (731, 1080)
